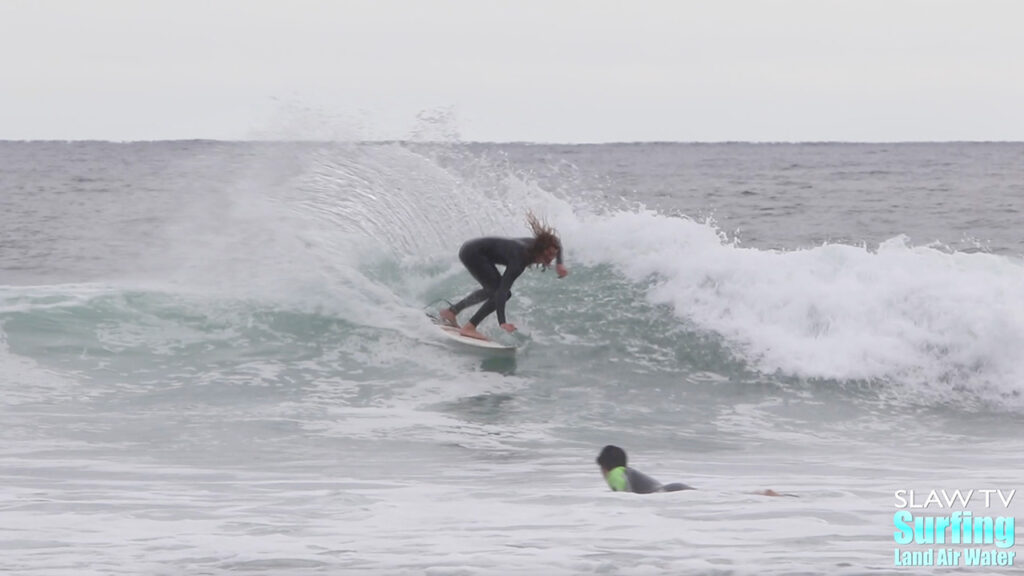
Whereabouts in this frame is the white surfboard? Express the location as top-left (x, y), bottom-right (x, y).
top-left (437, 325), bottom-right (516, 354)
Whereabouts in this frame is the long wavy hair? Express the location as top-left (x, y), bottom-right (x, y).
top-left (525, 212), bottom-right (560, 268)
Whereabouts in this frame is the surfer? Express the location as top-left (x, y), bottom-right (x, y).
top-left (596, 445), bottom-right (694, 494)
top-left (439, 213), bottom-right (568, 341)
top-left (596, 445), bottom-right (788, 496)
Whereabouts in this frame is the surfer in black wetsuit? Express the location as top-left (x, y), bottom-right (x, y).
top-left (596, 445), bottom-right (694, 494)
top-left (439, 213), bottom-right (568, 341)
top-left (596, 445), bottom-right (789, 497)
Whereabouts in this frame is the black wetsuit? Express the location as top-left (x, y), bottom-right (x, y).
top-left (606, 466), bottom-right (695, 494)
top-left (624, 468), bottom-right (693, 494)
top-left (449, 237), bottom-right (562, 326)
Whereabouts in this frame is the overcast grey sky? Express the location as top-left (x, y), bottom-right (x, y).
top-left (2, 0), bottom-right (1022, 142)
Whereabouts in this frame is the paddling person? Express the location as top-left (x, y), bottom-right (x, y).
top-left (596, 445), bottom-right (789, 496)
top-left (596, 445), bottom-right (694, 494)
top-left (440, 213), bottom-right (568, 340)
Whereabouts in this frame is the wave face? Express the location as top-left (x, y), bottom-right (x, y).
top-left (5, 142), bottom-right (1023, 411)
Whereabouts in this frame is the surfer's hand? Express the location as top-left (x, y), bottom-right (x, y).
top-left (556, 264), bottom-right (569, 278)
top-left (500, 323), bottom-right (517, 333)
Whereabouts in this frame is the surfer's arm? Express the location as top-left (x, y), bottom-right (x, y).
top-left (555, 247), bottom-right (568, 278)
top-left (552, 243), bottom-right (569, 276)
top-left (493, 266), bottom-right (523, 325)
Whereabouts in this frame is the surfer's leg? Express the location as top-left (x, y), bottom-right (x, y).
top-left (460, 249), bottom-right (501, 292)
top-left (466, 290), bottom-right (511, 327)
top-left (449, 288), bottom-right (490, 314)
top-left (448, 249), bottom-right (501, 317)
top-left (446, 286), bottom-right (490, 328)
top-left (460, 289), bottom-right (510, 339)
top-left (660, 483), bottom-right (695, 492)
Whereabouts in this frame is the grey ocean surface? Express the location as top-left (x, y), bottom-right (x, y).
top-left (2, 141), bottom-right (1023, 575)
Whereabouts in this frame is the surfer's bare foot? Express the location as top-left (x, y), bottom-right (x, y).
top-left (439, 308), bottom-right (459, 328)
top-left (459, 324), bottom-right (488, 340)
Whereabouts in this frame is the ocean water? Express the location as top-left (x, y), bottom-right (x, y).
top-left (1, 141), bottom-right (1023, 575)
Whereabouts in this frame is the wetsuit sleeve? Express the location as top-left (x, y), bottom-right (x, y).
top-left (557, 246), bottom-right (563, 265)
top-left (493, 264), bottom-right (524, 325)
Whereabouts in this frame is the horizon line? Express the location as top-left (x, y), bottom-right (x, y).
top-left (2, 138), bottom-right (1023, 145)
